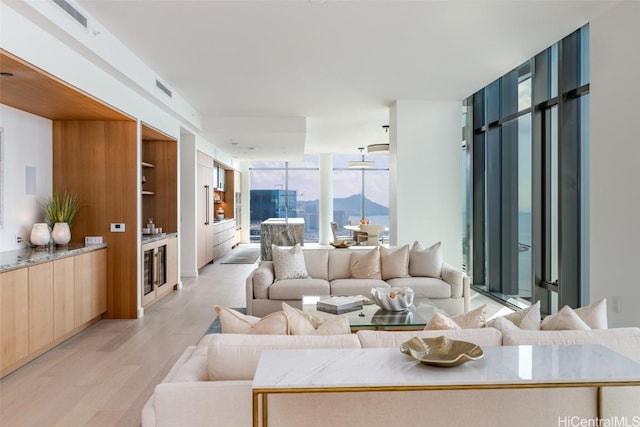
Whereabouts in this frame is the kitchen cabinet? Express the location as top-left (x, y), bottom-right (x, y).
top-left (197, 151), bottom-right (215, 269)
top-left (212, 220), bottom-right (236, 260)
top-left (142, 236), bottom-right (178, 307)
top-left (0, 246), bottom-right (106, 378)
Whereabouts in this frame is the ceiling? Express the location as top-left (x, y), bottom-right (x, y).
top-left (75, 0), bottom-right (612, 161)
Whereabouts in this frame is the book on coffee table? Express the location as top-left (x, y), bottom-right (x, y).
top-left (316, 296), bottom-right (364, 314)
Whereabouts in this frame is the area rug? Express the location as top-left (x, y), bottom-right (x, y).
top-left (219, 248), bottom-right (260, 264)
top-left (205, 308), bottom-right (246, 335)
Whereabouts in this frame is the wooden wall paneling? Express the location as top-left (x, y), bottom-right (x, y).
top-left (54, 120), bottom-right (139, 319)
top-left (28, 262), bottom-right (54, 353)
top-left (0, 269), bottom-right (29, 370)
top-left (53, 257), bottom-right (75, 340)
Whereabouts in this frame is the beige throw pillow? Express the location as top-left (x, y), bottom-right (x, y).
top-left (574, 298), bottom-right (608, 329)
top-left (380, 245), bottom-right (410, 280)
top-left (408, 241), bottom-right (443, 278)
top-left (424, 304), bottom-right (486, 330)
top-left (541, 305), bottom-right (592, 331)
top-left (271, 244), bottom-right (309, 281)
top-left (281, 303), bottom-right (350, 335)
top-left (214, 306), bottom-right (289, 334)
top-left (487, 301), bottom-right (541, 330)
top-left (350, 246), bottom-right (381, 279)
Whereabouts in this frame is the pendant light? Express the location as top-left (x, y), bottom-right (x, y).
top-left (367, 125), bottom-right (390, 154)
top-left (347, 147), bottom-right (374, 168)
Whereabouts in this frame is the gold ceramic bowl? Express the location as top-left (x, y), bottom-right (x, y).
top-left (400, 336), bottom-right (484, 367)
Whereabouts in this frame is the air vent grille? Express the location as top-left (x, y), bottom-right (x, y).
top-left (155, 80), bottom-right (172, 98)
top-left (52, 0), bottom-right (88, 28)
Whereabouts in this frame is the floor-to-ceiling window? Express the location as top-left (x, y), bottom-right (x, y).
top-left (463, 25), bottom-right (589, 314)
top-left (249, 155), bottom-right (319, 242)
top-left (332, 154), bottom-right (389, 240)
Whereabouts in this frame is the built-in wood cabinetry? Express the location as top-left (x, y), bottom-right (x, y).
top-left (142, 236), bottom-right (177, 307)
top-left (213, 220), bottom-right (236, 260)
top-left (0, 248), bottom-right (107, 378)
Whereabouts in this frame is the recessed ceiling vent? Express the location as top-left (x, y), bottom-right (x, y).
top-left (155, 79), bottom-right (172, 98)
top-left (52, 0), bottom-right (88, 28)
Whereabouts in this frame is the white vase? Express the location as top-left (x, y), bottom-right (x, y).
top-left (51, 222), bottom-right (71, 246)
top-left (30, 223), bottom-right (51, 246)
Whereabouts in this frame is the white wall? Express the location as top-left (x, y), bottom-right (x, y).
top-left (0, 105), bottom-right (52, 251)
top-left (390, 100), bottom-right (463, 267)
top-left (179, 131), bottom-right (198, 277)
top-left (589, 1), bottom-right (640, 327)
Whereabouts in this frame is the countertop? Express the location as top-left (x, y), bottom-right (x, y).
top-left (141, 232), bottom-right (178, 244)
top-left (261, 218), bottom-right (305, 225)
top-left (0, 243), bottom-right (108, 273)
top-left (212, 218), bottom-right (234, 224)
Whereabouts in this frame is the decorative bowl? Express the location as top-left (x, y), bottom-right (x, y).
top-left (370, 287), bottom-right (414, 311)
top-left (400, 336), bottom-right (484, 367)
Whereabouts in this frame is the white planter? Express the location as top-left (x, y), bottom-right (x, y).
top-left (30, 223), bottom-right (51, 246)
top-left (51, 222), bottom-right (71, 245)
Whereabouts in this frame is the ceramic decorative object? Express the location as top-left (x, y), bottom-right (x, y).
top-left (30, 223), bottom-right (51, 246)
top-left (51, 222), bottom-right (71, 245)
top-left (371, 287), bottom-right (414, 311)
top-left (400, 336), bottom-right (484, 367)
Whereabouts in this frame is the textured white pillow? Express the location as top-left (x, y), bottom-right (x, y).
top-left (487, 301), bottom-right (541, 330)
top-left (380, 245), bottom-right (410, 280)
top-left (271, 244), bottom-right (309, 281)
top-left (408, 241), bottom-right (443, 278)
top-left (282, 303), bottom-right (350, 335)
top-left (541, 305), bottom-right (592, 331)
top-left (574, 298), bottom-right (608, 329)
top-left (424, 305), bottom-right (486, 330)
top-left (350, 246), bottom-right (381, 279)
top-left (492, 316), bottom-right (521, 332)
top-left (214, 306), bottom-right (289, 334)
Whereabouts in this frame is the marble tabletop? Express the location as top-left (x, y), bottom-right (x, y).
top-left (253, 345), bottom-right (640, 390)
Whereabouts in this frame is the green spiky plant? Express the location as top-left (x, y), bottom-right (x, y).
top-left (43, 190), bottom-right (80, 227)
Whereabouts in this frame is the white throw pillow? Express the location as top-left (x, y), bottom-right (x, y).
top-left (424, 305), bottom-right (486, 330)
top-left (379, 245), bottom-right (410, 280)
top-left (282, 303), bottom-right (350, 335)
top-left (214, 306), bottom-right (289, 334)
top-left (408, 241), bottom-right (443, 278)
top-left (271, 244), bottom-right (309, 281)
top-left (487, 301), bottom-right (541, 330)
top-left (350, 246), bottom-right (381, 279)
top-left (574, 298), bottom-right (608, 329)
top-left (541, 305), bottom-right (592, 331)
top-left (492, 316), bottom-right (521, 332)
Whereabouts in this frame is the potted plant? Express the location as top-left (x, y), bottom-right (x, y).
top-left (43, 190), bottom-right (80, 246)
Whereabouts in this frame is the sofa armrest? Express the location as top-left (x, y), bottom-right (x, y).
top-left (441, 262), bottom-right (470, 312)
top-left (246, 261), bottom-right (275, 315)
top-left (147, 381), bottom-right (253, 427)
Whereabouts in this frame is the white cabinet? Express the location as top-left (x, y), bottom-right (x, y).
top-left (212, 220), bottom-right (236, 260)
top-left (197, 152), bottom-right (215, 269)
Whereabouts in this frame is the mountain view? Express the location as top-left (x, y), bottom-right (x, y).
top-left (298, 194), bottom-right (389, 217)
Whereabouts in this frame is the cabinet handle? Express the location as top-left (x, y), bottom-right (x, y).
top-left (204, 185), bottom-right (210, 225)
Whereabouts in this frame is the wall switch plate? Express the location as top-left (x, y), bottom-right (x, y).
top-left (110, 223), bottom-right (125, 232)
top-left (85, 236), bottom-right (103, 245)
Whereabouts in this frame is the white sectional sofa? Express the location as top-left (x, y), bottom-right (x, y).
top-left (246, 246), bottom-right (470, 317)
top-left (142, 327), bottom-right (640, 427)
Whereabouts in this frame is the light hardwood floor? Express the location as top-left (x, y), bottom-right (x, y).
top-left (0, 245), bottom-right (507, 427)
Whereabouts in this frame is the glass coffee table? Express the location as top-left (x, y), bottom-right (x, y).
top-left (302, 295), bottom-right (448, 331)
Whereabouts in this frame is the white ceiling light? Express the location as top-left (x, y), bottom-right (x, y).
top-left (367, 125), bottom-right (390, 154)
top-left (348, 147), bottom-right (374, 169)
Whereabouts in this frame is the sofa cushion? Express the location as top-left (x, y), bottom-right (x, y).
top-left (386, 277), bottom-right (451, 299)
top-left (380, 245), bottom-right (410, 280)
top-left (356, 327), bottom-right (503, 348)
top-left (268, 278), bottom-right (330, 300)
top-left (207, 334), bottom-right (362, 380)
top-left (330, 279), bottom-right (389, 296)
top-left (328, 250), bottom-right (353, 280)
top-left (302, 250), bottom-right (329, 280)
top-left (350, 246), bottom-right (381, 279)
top-left (574, 298), bottom-right (608, 329)
top-left (425, 304), bottom-right (486, 330)
top-left (214, 306), bottom-right (289, 334)
top-left (487, 301), bottom-right (541, 330)
top-left (501, 327), bottom-right (640, 363)
top-left (409, 241), bottom-right (442, 278)
top-left (272, 244), bottom-right (309, 280)
top-left (252, 262), bottom-right (275, 299)
top-left (440, 262), bottom-right (464, 298)
top-left (541, 305), bottom-right (591, 331)
top-left (282, 302), bottom-right (350, 335)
